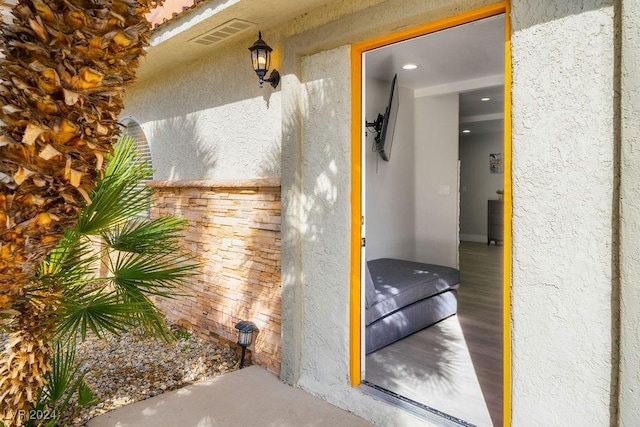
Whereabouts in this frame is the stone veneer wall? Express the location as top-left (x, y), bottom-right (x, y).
top-left (147, 178), bottom-right (281, 374)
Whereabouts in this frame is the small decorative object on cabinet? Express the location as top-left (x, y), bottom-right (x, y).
top-left (488, 200), bottom-right (503, 245)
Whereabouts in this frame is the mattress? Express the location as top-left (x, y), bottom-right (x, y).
top-left (365, 258), bottom-right (460, 326)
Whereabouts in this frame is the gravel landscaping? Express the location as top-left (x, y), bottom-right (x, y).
top-left (1, 327), bottom-right (242, 426)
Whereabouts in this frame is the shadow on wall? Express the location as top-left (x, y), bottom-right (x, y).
top-left (259, 138), bottom-right (281, 178)
top-left (150, 114), bottom-right (217, 180)
top-left (135, 35), bottom-right (279, 119)
top-left (280, 56), bottom-right (351, 382)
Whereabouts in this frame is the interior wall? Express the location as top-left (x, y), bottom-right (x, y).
top-left (459, 131), bottom-right (504, 241)
top-left (414, 93), bottom-right (459, 268)
top-left (365, 77), bottom-right (416, 261)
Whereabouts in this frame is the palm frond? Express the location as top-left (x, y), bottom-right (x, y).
top-left (39, 341), bottom-right (78, 405)
top-left (35, 237), bottom-right (98, 289)
top-left (33, 341), bottom-right (99, 426)
top-left (56, 288), bottom-right (145, 340)
top-left (103, 216), bottom-right (189, 254)
top-left (110, 251), bottom-right (196, 299)
top-left (75, 136), bottom-right (153, 235)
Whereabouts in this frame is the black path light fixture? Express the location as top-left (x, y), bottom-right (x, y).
top-left (235, 320), bottom-right (259, 368)
top-left (248, 31), bottom-right (280, 88)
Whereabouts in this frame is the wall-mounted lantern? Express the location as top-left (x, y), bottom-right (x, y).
top-left (235, 320), bottom-right (259, 368)
top-left (248, 32), bottom-right (280, 89)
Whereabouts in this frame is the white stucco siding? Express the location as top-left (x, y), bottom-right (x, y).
top-left (298, 43), bottom-right (354, 409)
top-left (299, 45), bottom-right (352, 392)
top-left (511, 1), bottom-right (616, 424)
top-left (122, 39), bottom-right (282, 181)
top-left (296, 46), bottom-right (436, 427)
top-left (620, 0), bottom-right (640, 424)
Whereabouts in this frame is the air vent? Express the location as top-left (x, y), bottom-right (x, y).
top-left (190, 19), bottom-right (256, 46)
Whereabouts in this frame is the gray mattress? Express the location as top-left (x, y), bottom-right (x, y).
top-left (365, 258), bottom-right (460, 354)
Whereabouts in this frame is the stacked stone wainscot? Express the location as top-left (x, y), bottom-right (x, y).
top-left (148, 178), bottom-right (281, 374)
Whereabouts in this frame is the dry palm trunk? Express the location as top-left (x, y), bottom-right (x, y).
top-left (0, 0), bottom-right (160, 423)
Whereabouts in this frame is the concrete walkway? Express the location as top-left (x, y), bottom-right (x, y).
top-left (88, 366), bottom-right (374, 427)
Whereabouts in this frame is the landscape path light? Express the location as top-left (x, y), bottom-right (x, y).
top-left (235, 320), bottom-right (259, 368)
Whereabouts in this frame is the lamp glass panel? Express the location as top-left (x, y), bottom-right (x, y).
top-left (238, 330), bottom-right (252, 346)
top-left (255, 48), bottom-right (269, 72)
top-left (251, 50), bottom-right (259, 70)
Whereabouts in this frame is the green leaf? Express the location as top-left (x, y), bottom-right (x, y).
top-left (56, 288), bottom-right (144, 339)
top-left (78, 381), bottom-right (99, 406)
top-left (110, 251), bottom-right (196, 298)
top-left (75, 136), bottom-right (153, 235)
top-left (103, 216), bottom-right (188, 254)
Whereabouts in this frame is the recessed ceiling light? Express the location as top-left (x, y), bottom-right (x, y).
top-left (462, 129), bottom-right (471, 133)
top-left (481, 97), bottom-right (491, 101)
top-left (402, 64), bottom-right (418, 70)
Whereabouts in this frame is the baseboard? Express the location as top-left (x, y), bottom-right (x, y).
top-left (460, 234), bottom-right (486, 243)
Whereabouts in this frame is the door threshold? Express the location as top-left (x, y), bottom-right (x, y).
top-left (360, 380), bottom-right (478, 427)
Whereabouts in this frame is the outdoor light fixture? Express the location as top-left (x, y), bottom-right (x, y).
top-left (248, 31), bottom-right (280, 88)
top-left (235, 320), bottom-right (259, 368)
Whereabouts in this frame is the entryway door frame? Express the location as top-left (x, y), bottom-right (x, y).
top-left (348, 1), bottom-right (512, 424)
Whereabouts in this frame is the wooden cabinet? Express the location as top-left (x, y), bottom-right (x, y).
top-left (487, 200), bottom-right (503, 245)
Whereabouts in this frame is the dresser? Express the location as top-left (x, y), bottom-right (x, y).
top-left (487, 200), bottom-right (503, 245)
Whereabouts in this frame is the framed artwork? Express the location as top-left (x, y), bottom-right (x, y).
top-left (490, 153), bottom-right (503, 173)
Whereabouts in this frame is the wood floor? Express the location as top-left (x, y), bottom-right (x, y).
top-left (365, 241), bottom-right (503, 426)
top-left (458, 242), bottom-right (503, 426)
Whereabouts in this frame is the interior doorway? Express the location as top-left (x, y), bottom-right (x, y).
top-left (351, 4), bottom-right (510, 426)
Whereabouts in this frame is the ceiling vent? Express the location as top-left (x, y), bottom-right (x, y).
top-left (189, 19), bottom-right (256, 47)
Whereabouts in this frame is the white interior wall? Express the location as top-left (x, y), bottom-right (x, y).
top-left (414, 94), bottom-right (459, 268)
top-left (459, 131), bottom-right (504, 242)
top-left (364, 77), bottom-right (416, 261)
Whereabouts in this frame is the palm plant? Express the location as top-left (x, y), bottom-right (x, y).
top-left (0, 0), bottom-right (160, 328)
top-left (0, 0), bottom-right (163, 424)
top-left (1, 136), bottom-right (198, 426)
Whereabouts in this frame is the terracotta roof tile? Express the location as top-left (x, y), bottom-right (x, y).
top-left (146, 0), bottom-right (207, 30)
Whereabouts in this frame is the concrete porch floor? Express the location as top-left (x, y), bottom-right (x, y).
top-left (88, 365), bottom-right (374, 427)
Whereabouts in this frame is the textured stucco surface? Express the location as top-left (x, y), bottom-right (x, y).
top-left (296, 45), bottom-right (438, 427)
top-left (511, 1), bottom-right (617, 424)
top-left (120, 0), bottom-right (640, 424)
top-left (121, 37), bottom-right (282, 182)
top-left (619, 0), bottom-right (640, 424)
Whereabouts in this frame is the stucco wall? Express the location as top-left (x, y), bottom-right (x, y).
top-left (120, 0), bottom-right (640, 425)
top-left (121, 37), bottom-right (282, 181)
top-left (511, 1), bottom-right (617, 424)
top-left (295, 44), bottom-right (436, 427)
top-left (619, 0), bottom-right (640, 423)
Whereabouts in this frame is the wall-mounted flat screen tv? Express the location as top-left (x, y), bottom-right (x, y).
top-left (366, 74), bottom-right (399, 161)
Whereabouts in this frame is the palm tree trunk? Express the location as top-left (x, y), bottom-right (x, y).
top-left (0, 0), bottom-right (159, 422)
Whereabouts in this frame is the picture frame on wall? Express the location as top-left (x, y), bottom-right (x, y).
top-left (490, 153), bottom-right (503, 173)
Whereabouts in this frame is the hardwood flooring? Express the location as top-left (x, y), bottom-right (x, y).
top-left (364, 241), bottom-right (504, 426)
top-left (458, 242), bottom-right (503, 426)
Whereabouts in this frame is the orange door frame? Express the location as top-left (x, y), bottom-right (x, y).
top-left (349, 2), bottom-right (512, 424)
